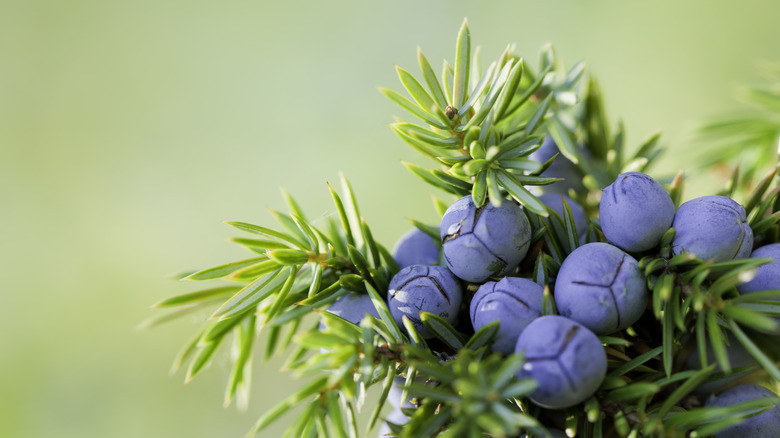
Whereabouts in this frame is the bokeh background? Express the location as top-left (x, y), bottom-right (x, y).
top-left (3, 1), bottom-right (780, 436)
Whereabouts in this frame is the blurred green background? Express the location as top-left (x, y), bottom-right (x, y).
top-left (3, 0), bottom-right (780, 436)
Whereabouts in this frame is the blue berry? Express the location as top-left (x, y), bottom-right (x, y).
top-left (554, 242), bottom-right (648, 335)
top-left (705, 384), bottom-right (780, 438)
top-left (323, 293), bottom-right (380, 328)
top-left (470, 277), bottom-right (544, 354)
top-left (440, 195), bottom-right (532, 283)
top-left (672, 195), bottom-right (753, 262)
top-left (515, 315), bottom-right (607, 409)
top-left (539, 193), bottom-right (588, 235)
top-left (599, 172), bottom-right (675, 252)
top-left (529, 136), bottom-right (584, 195)
top-left (393, 227), bottom-right (441, 269)
top-left (738, 243), bottom-right (780, 294)
top-left (387, 265), bottom-right (463, 338)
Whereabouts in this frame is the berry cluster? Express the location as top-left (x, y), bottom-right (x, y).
top-left (326, 147), bottom-right (780, 436)
top-left (157, 22), bottom-right (780, 438)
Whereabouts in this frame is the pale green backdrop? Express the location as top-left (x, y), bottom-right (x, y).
top-left (2, 1), bottom-right (779, 437)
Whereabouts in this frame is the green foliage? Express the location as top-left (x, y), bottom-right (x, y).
top-left (694, 61), bottom-right (780, 184)
top-left (148, 19), bottom-right (780, 438)
top-left (396, 349), bottom-right (541, 438)
top-left (382, 19), bottom-right (584, 214)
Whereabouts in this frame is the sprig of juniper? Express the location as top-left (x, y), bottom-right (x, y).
top-left (583, 164), bottom-right (780, 438)
top-left (382, 19), bottom-right (583, 214)
top-left (147, 174), bottom-right (401, 411)
top-left (385, 19), bottom-right (665, 224)
top-left (384, 23), bottom-right (780, 438)
top-left (149, 19), bottom-right (780, 438)
top-left (512, 165), bottom-right (780, 438)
